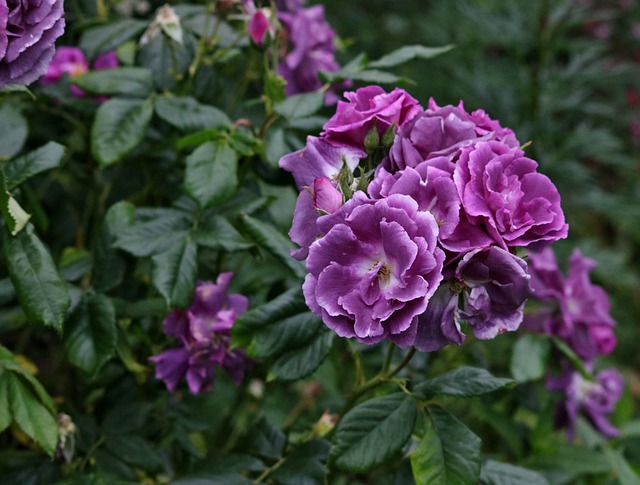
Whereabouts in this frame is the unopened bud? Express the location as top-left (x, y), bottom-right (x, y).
top-left (313, 411), bottom-right (338, 437)
top-left (381, 123), bottom-right (396, 148)
top-left (364, 125), bottom-right (380, 154)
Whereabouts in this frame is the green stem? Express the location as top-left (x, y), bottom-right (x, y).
top-left (253, 456), bottom-right (286, 483)
top-left (381, 342), bottom-right (396, 374)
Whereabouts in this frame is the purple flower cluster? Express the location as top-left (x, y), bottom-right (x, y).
top-left (280, 85), bottom-right (569, 349)
top-left (0, 0), bottom-right (65, 88)
top-left (525, 247), bottom-right (622, 439)
top-left (40, 47), bottom-right (119, 98)
top-left (149, 273), bottom-right (251, 395)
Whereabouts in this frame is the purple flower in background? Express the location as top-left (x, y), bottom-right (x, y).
top-left (273, 0), bottom-right (303, 12)
top-left (150, 273), bottom-right (251, 394)
top-left (548, 368), bottom-right (624, 440)
top-left (387, 98), bottom-right (519, 171)
top-left (322, 86), bottom-right (421, 150)
top-left (303, 192), bottom-right (445, 346)
top-left (456, 247), bottom-right (532, 339)
top-left (278, 4), bottom-right (339, 97)
top-left (93, 50), bottom-right (119, 70)
top-left (453, 141), bottom-right (568, 250)
top-left (526, 248), bottom-right (617, 362)
top-left (0, 0), bottom-right (65, 87)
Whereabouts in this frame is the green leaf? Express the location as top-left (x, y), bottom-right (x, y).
top-left (56, 473), bottom-right (141, 485)
top-left (528, 443), bottom-right (610, 474)
top-left (0, 373), bottom-right (11, 433)
top-left (480, 460), bottom-right (550, 485)
top-left (268, 329), bottom-right (333, 381)
top-left (239, 214), bottom-right (306, 279)
top-left (64, 294), bottom-right (117, 376)
top-left (245, 418), bottom-right (286, 461)
top-left (510, 333), bottom-right (550, 382)
top-left (274, 92), bottom-right (325, 121)
top-left (414, 366), bottom-right (515, 399)
top-left (603, 447), bottom-right (640, 485)
top-left (4, 226), bottom-right (70, 331)
top-left (91, 98), bottom-right (153, 167)
top-left (79, 19), bottom-right (147, 60)
top-left (114, 208), bottom-right (191, 257)
top-left (410, 406), bottom-right (481, 485)
top-left (3, 142), bottom-right (65, 190)
top-left (0, 346), bottom-right (55, 413)
top-left (368, 44), bottom-right (454, 69)
top-left (0, 103), bottom-right (27, 159)
top-left (185, 140), bottom-right (238, 208)
top-left (154, 96), bottom-right (231, 132)
top-left (6, 372), bottom-right (57, 456)
top-left (271, 439), bottom-right (330, 485)
top-left (104, 434), bottom-right (163, 472)
top-left (92, 201), bottom-right (135, 292)
top-left (192, 216), bottom-right (252, 252)
top-left (72, 68), bottom-right (154, 97)
top-left (151, 237), bottom-right (198, 308)
top-left (0, 168), bottom-right (30, 236)
top-left (329, 393), bottom-right (416, 473)
top-left (138, 31), bottom-right (195, 92)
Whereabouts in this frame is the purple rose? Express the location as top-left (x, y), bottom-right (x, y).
top-left (93, 50), bottom-right (119, 70)
top-left (40, 46), bottom-right (88, 96)
top-left (0, 0), bottom-right (65, 87)
top-left (321, 85), bottom-right (421, 150)
top-left (453, 141), bottom-right (568, 249)
top-left (150, 273), bottom-right (251, 394)
top-left (413, 283), bottom-right (464, 352)
top-left (525, 248), bottom-right (617, 363)
top-left (548, 368), bottom-right (624, 440)
top-left (456, 247), bottom-right (532, 339)
top-left (386, 98), bottom-right (519, 171)
top-left (303, 192), bottom-right (445, 346)
top-left (278, 4), bottom-right (339, 97)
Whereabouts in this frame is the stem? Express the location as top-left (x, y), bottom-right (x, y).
top-left (347, 339), bottom-right (365, 385)
top-left (253, 456), bottom-right (286, 483)
top-left (381, 342), bottom-right (396, 374)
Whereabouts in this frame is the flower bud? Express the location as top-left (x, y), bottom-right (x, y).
top-left (364, 125), bottom-right (380, 154)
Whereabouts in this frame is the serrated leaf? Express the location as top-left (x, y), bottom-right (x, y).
top-left (91, 98), bottom-right (153, 167)
top-left (480, 460), bottom-right (550, 485)
top-left (268, 329), bottom-right (333, 381)
top-left (4, 226), bottom-right (70, 331)
top-left (138, 31), bottom-right (195, 92)
top-left (510, 333), bottom-right (550, 382)
top-left (2, 192), bottom-right (31, 236)
top-left (603, 447), bottom-right (640, 485)
top-left (79, 19), bottom-right (147, 60)
top-left (193, 216), bottom-right (252, 252)
top-left (0, 103), bottom-right (27, 159)
top-left (92, 201), bottom-right (135, 292)
top-left (410, 406), bottom-right (481, 485)
top-left (527, 443), bottom-right (610, 474)
top-left (414, 366), bottom-right (514, 399)
top-left (154, 96), bottom-right (231, 132)
top-left (114, 208), bottom-right (191, 257)
top-left (65, 294), bottom-right (117, 376)
top-left (330, 393), bottom-right (416, 473)
top-left (6, 372), bottom-right (57, 456)
top-left (368, 44), bottom-right (454, 69)
top-left (0, 373), bottom-right (11, 432)
top-left (151, 237), bottom-right (198, 308)
top-left (185, 140), bottom-right (238, 208)
top-left (239, 214), bottom-right (306, 279)
top-left (72, 68), bottom-right (154, 97)
top-left (246, 418), bottom-right (286, 461)
top-left (4, 142), bottom-right (65, 190)
top-left (0, 351), bottom-right (56, 414)
top-left (274, 92), bottom-right (324, 120)
top-left (104, 434), bottom-right (163, 471)
top-left (271, 439), bottom-right (330, 485)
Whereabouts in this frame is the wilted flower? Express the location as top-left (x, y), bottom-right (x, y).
top-left (526, 248), bottom-right (617, 363)
top-left (453, 141), bottom-right (568, 250)
top-left (548, 368), bottom-right (624, 440)
top-left (386, 98), bottom-right (519, 171)
top-left (303, 192), bottom-right (445, 346)
top-left (321, 85), bottom-right (421, 150)
top-left (149, 273), bottom-right (251, 394)
top-left (140, 4), bottom-right (183, 46)
top-left (0, 0), bottom-right (65, 87)
top-left (277, 4), bottom-right (339, 97)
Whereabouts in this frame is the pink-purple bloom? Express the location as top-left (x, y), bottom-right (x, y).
top-left (322, 86), bottom-right (421, 150)
top-left (303, 192), bottom-right (445, 346)
top-left (0, 0), bottom-right (65, 87)
top-left (244, 0), bottom-right (274, 45)
top-left (548, 368), bottom-right (624, 440)
top-left (525, 248), bottom-right (617, 363)
top-left (149, 273), bottom-right (251, 394)
top-left (277, 3), bottom-right (339, 97)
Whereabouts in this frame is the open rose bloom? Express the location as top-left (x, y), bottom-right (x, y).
top-left (280, 85), bottom-right (570, 351)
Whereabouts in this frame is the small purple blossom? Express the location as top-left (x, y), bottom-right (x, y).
top-left (0, 0), bottom-right (65, 87)
top-left (277, 4), bottom-right (339, 96)
top-left (244, 0), bottom-right (274, 45)
top-left (548, 368), bottom-right (624, 440)
top-left (386, 98), bottom-right (519, 171)
top-left (150, 273), bottom-right (251, 394)
top-left (525, 248), bottom-right (617, 363)
top-left (321, 86), bottom-right (421, 150)
top-left (453, 141), bottom-right (568, 250)
top-left (303, 192), bottom-right (445, 346)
